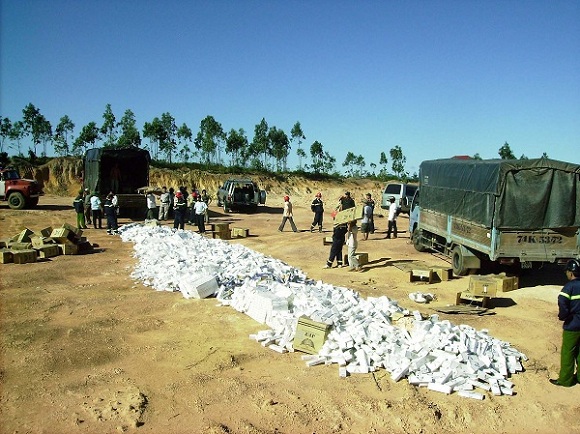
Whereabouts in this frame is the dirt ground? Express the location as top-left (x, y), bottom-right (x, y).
top-left (1, 190), bottom-right (579, 434)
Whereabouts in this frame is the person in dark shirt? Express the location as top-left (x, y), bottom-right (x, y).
top-left (103, 193), bottom-right (119, 235)
top-left (310, 192), bottom-right (324, 233)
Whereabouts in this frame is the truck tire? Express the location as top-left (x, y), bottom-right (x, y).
top-left (452, 246), bottom-right (469, 276)
top-left (412, 229), bottom-right (428, 252)
top-left (8, 192), bottom-right (26, 210)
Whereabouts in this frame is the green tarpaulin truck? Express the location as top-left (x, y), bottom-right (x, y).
top-left (83, 147), bottom-right (151, 217)
top-left (409, 157), bottom-right (580, 275)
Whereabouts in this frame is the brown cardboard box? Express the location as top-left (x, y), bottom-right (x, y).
top-left (323, 236), bottom-right (333, 245)
top-left (58, 243), bottom-right (79, 255)
top-left (469, 273), bottom-right (519, 297)
top-left (61, 223), bottom-right (82, 237)
top-left (0, 249), bottom-right (14, 264)
top-left (39, 227), bottom-right (53, 237)
top-left (231, 227), bottom-right (250, 238)
top-left (333, 205), bottom-right (363, 226)
top-left (293, 316), bottom-right (330, 354)
top-left (50, 228), bottom-right (77, 244)
top-left (16, 228), bottom-right (34, 243)
top-left (12, 249), bottom-right (37, 264)
top-left (9, 241), bottom-right (33, 250)
top-left (36, 245), bottom-right (60, 259)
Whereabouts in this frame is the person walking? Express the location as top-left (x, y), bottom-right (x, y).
top-left (90, 192), bottom-right (103, 229)
top-left (103, 193), bottom-right (119, 235)
top-left (386, 196), bottom-right (398, 239)
top-left (324, 223), bottom-right (348, 268)
top-left (346, 220), bottom-right (361, 272)
top-left (158, 186), bottom-right (170, 221)
top-left (550, 259), bottom-right (580, 387)
top-left (73, 191), bottom-right (87, 229)
top-left (310, 192), bottom-right (324, 233)
top-left (360, 200), bottom-right (373, 241)
top-left (173, 191), bottom-right (187, 230)
top-left (278, 195), bottom-right (298, 232)
top-left (365, 193), bottom-right (376, 233)
top-left (83, 187), bottom-right (92, 226)
top-left (193, 195), bottom-right (208, 234)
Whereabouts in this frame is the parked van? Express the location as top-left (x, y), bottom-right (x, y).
top-left (380, 182), bottom-right (417, 214)
top-left (216, 178), bottom-right (266, 212)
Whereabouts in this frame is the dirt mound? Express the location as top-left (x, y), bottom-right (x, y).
top-left (35, 157), bottom-right (386, 208)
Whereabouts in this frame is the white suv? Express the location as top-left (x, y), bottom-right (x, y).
top-left (380, 182), bottom-right (417, 215)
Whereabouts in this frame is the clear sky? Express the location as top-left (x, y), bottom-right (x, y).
top-left (1, 0), bottom-right (579, 175)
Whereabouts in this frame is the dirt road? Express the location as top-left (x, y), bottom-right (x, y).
top-left (0, 195), bottom-right (577, 434)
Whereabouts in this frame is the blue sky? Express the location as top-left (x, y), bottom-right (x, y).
top-left (1, 0), bottom-right (579, 175)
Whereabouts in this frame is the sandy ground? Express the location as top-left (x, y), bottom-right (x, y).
top-left (1, 193), bottom-right (578, 434)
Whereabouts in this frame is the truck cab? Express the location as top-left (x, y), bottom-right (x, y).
top-left (0, 167), bottom-right (43, 210)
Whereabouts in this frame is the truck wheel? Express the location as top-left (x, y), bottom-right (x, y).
top-left (8, 192), bottom-right (26, 210)
top-left (452, 246), bottom-right (469, 276)
top-left (412, 229), bottom-right (427, 252)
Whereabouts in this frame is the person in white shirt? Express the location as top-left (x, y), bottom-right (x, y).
top-left (90, 192), bottom-right (103, 229)
top-left (193, 195), bottom-right (208, 233)
top-left (360, 201), bottom-right (373, 240)
top-left (146, 192), bottom-right (157, 220)
top-left (386, 196), bottom-right (398, 239)
top-left (158, 186), bottom-right (170, 220)
top-left (346, 220), bottom-right (361, 271)
top-left (278, 195), bottom-right (298, 232)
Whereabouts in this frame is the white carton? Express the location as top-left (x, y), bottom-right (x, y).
top-left (180, 275), bottom-right (219, 299)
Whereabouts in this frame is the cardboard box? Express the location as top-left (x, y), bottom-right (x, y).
top-left (456, 291), bottom-right (491, 308)
top-left (61, 223), bottom-right (82, 237)
top-left (77, 241), bottom-right (93, 253)
top-left (180, 275), bottom-right (218, 299)
top-left (16, 228), bottom-right (34, 243)
top-left (0, 249), bottom-right (13, 264)
top-left (212, 223), bottom-right (231, 240)
top-left (431, 266), bottom-right (452, 281)
top-left (12, 249), bottom-right (37, 264)
top-left (39, 227), bottom-right (53, 237)
top-left (58, 243), bottom-right (79, 255)
top-left (36, 245), bottom-right (60, 259)
top-left (231, 227), bottom-right (250, 238)
top-left (469, 274), bottom-right (519, 297)
top-left (9, 242), bottom-right (33, 250)
top-left (293, 316), bottom-right (330, 354)
top-left (0, 239), bottom-right (8, 249)
top-left (323, 236), bottom-right (333, 246)
top-left (50, 228), bottom-right (77, 244)
top-left (356, 252), bottom-right (369, 265)
top-left (333, 205), bottom-right (363, 226)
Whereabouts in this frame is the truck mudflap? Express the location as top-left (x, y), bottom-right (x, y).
top-left (497, 228), bottom-right (579, 262)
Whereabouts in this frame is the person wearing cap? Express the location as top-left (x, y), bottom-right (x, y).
top-left (173, 191), bottom-right (187, 230)
top-left (360, 199), bottom-right (373, 241)
top-left (386, 196), bottom-right (398, 239)
top-left (83, 188), bottom-right (92, 225)
top-left (310, 192), bottom-right (324, 233)
top-left (336, 191), bottom-right (355, 213)
top-left (550, 259), bottom-right (580, 387)
top-left (278, 195), bottom-right (298, 232)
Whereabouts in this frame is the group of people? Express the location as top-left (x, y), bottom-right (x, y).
top-left (144, 185), bottom-right (212, 232)
top-left (73, 188), bottom-right (119, 235)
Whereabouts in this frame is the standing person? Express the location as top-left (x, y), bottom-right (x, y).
top-left (278, 195), bottom-right (298, 232)
top-left (550, 259), bottom-right (580, 387)
top-left (201, 189), bottom-right (212, 224)
top-left (111, 191), bottom-right (119, 216)
top-left (187, 190), bottom-right (197, 225)
top-left (145, 191), bottom-right (157, 220)
top-left (338, 191), bottom-right (355, 211)
top-left (194, 195), bottom-right (208, 233)
top-left (324, 223), bottom-right (348, 268)
top-left (83, 187), bottom-right (92, 226)
top-left (310, 192), bottom-right (324, 233)
top-left (168, 187), bottom-right (175, 219)
top-left (73, 191), bottom-right (87, 229)
top-left (386, 196), bottom-right (398, 239)
top-left (365, 193), bottom-right (376, 233)
top-left (360, 200), bottom-right (373, 241)
top-left (158, 186), bottom-right (170, 221)
top-left (103, 193), bottom-right (119, 235)
top-left (173, 191), bottom-right (187, 230)
top-left (346, 220), bottom-right (361, 272)
top-left (90, 191), bottom-right (103, 229)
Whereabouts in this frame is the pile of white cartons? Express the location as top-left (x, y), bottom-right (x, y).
top-left (120, 223), bottom-right (527, 399)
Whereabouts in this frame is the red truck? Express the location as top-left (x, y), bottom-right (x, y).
top-left (0, 167), bottom-right (44, 209)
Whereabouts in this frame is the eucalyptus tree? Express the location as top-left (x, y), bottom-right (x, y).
top-left (0, 116), bottom-right (12, 153)
top-left (22, 103), bottom-right (52, 156)
top-left (225, 128), bottom-right (248, 167)
top-left (9, 121), bottom-right (25, 156)
top-left (379, 151), bottom-right (388, 177)
top-left (390, 145), bottom-right (407, 180)
top-left (54, 115), bottom-right (75, 156)
top-left (309, 141), bottom-right (326, 174)
top-left (73, 122), bottom-right (99, 155)
top-left (177, 123), bottom-right (193, 162)
top-left (250, 118), bottom-right (270, 169)
top-left (269, 126), bottom-right (290, 172)
top-left (159, 112), bottom-right (177, 162)
top-left (343, 152), bottom-right (365, 177)
top-left (291, 121), bottom-right (305, 169)
top-left (143, 117), bottom-right (166, 159)
top-left (117, 109), bottom-right (141, 148)
top-left (100, 104), bottom-right (117, 148)
top-left (194, 115), bottom-right (225, 165)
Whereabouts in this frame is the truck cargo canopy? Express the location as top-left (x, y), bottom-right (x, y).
top-left (419, 158), bottom-right (580, 230)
